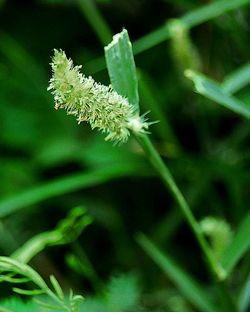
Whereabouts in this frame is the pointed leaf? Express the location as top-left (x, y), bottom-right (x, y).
top-left (238, 274), bottom-right (250, 312)
top-left (185, 70), bottom-right (250, 118)
top-left (12, 288), bottom-right (45, 296)
top-left (105, 29), bottom-right (139, 113)
top-left (50, 275), bottom-right (64, 301)
top-left (0, 163), bottom-right (145, 218)
top-left (136, 233), bottom-right (217, 312)
top-left (0, 275), bottom-right (30, 284)
top-left (222, 63), bottom-right (250, 94)
top-left (220, 211), bottom-right (250, 274)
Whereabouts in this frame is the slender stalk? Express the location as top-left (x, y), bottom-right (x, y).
top-left (135, 133), bottom-right (225, 281)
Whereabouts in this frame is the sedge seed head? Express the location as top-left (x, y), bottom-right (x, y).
top-left (48, 49), bottom-right (148, 143)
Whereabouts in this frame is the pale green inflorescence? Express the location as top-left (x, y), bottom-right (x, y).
top-left (48, 49), bottom-right (148, 143)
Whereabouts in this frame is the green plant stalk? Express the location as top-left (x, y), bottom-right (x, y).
top-left (11, 232), bottom-right (60, 264)
top-left (135, 134), bottom-right (225, 281)
top-left (151, 173), bottom-right (212, 243)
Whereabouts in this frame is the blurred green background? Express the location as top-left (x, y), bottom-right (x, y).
top-left (0, 0), bottom-right (250, 310)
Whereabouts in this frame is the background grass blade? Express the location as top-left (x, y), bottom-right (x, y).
top-left (130, 0), bottom-right (250, 55)
top-left (222, 63), bottom-right (250, 94)
top-left (11, 207), bottom-right (91, 264)
top-left (77, 0), bottom-right (112, 45)
top-left (138, 69), bottom-right (181, 155)
top-left (220, 211), bottom-right (250, 274)
top-left (86, 0), bottom-right (250, 73)
top-left (238, 274), bottom-right (250, 312)
top-left (181, 0), bottom-right (250, 29)
top-left (104, 29), bottom-right (139, 113)
top-left (136, 233), bottom-right (217, 312)
top-left (1, 0), bottom-right (250, 309)
top-left (185, 70), bottom-right (250, 118)
top-left (0, 163), bottom-right (146, 218)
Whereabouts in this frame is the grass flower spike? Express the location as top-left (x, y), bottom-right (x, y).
top-left (48, 49), bottom-right (149, 143)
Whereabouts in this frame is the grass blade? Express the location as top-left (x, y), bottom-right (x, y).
top-left (0, 275), bottom-right (30, 284)
top-left (136, 233), bottom-right (217, 312)
top-left (12, 288), bottom-right (45, 296)
top-left (104, 29), bottom-right (139, 113)
top-left (0, 297), bottom-right (38, 312)
top-left (86, 0), bottom-right (250, 74)
top-left (128, 0), bottom-right (250, 55)
top-left (50, 275), bottom-right (64, 301)
top-left (138, 69), bottom-right (181, 155)
top-left (222, 63), bottom-right (250, 94)
top-left (11, 207), bottom-right (91, 264)
top-left (0, 33), bottom-right (47, 96)
top-left (220, 211), bottom-right (250, 274)
top-left (0, 163), bottom-right (146, 218)
top-left (181, 0), bottom-right (250, 29)
top-left (185, 70), bottom-right (250, 118)
top-left (238, 274), bottom-right (250, 312)
top-left (77, 0), bottom-right (112, 45)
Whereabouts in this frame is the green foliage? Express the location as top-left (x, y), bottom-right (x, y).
top-left (79, 274), bottom-right (140, 312)
top-left (222, 63), bottom-right (250, 94)
top-left (0, 162), bottom-right (147, 218)
top-left (220, 211), bottom-right (250, 275)
top-left (200, 216), bottom-right (233, 261)
top-left (185, 70), bottom-right (250, 118)
top-left (104, 29), bottom-right (139, 113)
top-left (239, 274), bottom-right (250, 312)
top-left (169, 19), bottom-right (201, 74)
top-left (87, 0), bottom-right (250, 66)
top-left (136, 233), bottom-right (217, 312)
top-left (0, 297), bottom-right (38, 312)
top-left (1, 0), bottom-right (250, 311)
top-left (11, 207), bottom-right (92, 264)
top-left (49, 49), bottom-right (149, 143)
top-left (0, 257), bottom-right (83, 311)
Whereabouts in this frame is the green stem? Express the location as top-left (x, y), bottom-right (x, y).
top-left (135, 134), bottom-right (225, 281)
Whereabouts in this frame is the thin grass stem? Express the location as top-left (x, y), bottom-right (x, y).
top-left (135, 133), bottom-right (225, 281)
